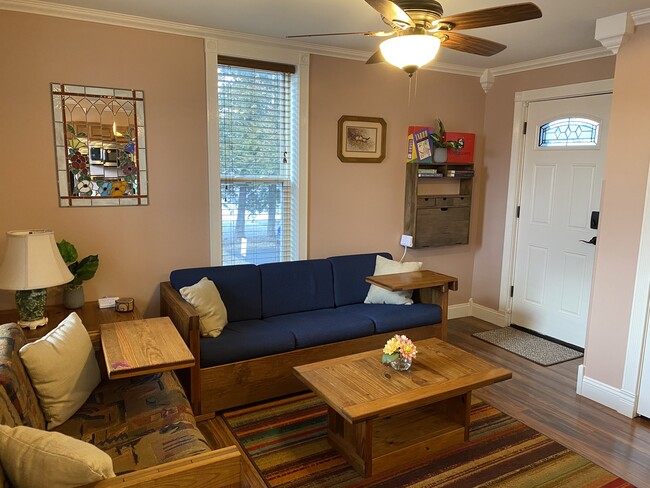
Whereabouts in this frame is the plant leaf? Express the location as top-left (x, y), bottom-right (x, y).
top-left (75, 255), bottom-right (99, 282)
top-left (66, 124), bottom-right (75, 135)
top-left (381, 353), bottom-right (399, 364)
top-left (57, 239), bottom-right (78, 264)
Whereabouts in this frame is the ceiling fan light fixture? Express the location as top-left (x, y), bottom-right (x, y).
top-left (380, 33), bottom-right (441, 74)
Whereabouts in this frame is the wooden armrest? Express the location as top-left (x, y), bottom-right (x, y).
top-left (80, 446), bottom-right (241, 488)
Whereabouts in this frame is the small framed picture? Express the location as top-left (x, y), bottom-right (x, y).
top-left (337, 115), bottom-right (387, 163)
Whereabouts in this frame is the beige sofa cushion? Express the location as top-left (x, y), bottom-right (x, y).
top-left (180, 277), bottom-right (228, 337)
top-left (0, 424), bottom-right (114, 488)
top-left (18, 312), bottom-right (100, 429)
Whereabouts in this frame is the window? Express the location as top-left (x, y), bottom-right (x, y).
top-left (218, 57), bottom-right (298, 265)
top-left (538, 117), bottom-right (600, 147)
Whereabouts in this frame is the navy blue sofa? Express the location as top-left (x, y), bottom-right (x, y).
top-left (160, 252), bottom-right (453, 415)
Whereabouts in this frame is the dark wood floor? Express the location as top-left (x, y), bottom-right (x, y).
top-left (199, 316), bottom-right (650, 487)
top-left (448, 316), bottom-right (650, 488)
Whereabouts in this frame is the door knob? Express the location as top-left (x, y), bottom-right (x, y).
top-left (580, 236), bottom-right (597, 245)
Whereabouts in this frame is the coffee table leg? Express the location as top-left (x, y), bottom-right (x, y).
top-left (327, 407), bottom-right (373, 477)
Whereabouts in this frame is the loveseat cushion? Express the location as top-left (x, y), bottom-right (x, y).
top-left (260, 259), bottom-right (335, 317)
top-left (199, 320), bottom-right (296, 367)
top-left (54, 372), bottom-right (210, 475)
top-left (264, 309), bottom-right (375, 348)
top-left (0, 323), bottom-right (45, 430)
top-left (338, 303), bottom-right (442, 333)
top-left (171, 264), bottom-right (262, 322)
top-left (328, 252), bottom-right (392, 306)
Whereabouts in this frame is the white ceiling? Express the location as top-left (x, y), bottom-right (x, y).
top-left (32, 0), bottom-right (650, 69)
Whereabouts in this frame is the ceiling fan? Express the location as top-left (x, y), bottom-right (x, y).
top-left (288, 1), bottom-right (542, 76)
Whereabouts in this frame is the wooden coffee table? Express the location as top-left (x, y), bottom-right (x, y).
top-left (293, 338), bottom-right (511, 478)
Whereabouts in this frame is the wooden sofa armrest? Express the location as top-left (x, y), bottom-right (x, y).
top-left (81, 447), bottom-right (241, 488)
top-left (160, 281), bottom-right (203, 415)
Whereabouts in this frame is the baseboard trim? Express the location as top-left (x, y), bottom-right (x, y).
top-left (578, 373), bottom-right (636, 418)
top-left (469, 299), bottom-right (508, 327)
top-left (448, 303), bottom-right (471, 319)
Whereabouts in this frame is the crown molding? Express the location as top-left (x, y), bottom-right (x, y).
top-left (632, 8), bottom-right (650, 25)
top-left (1, 0), bottom-right (647, 79)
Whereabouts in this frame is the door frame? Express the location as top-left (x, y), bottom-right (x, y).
top-left (499, 80), bottom-right (614, 320)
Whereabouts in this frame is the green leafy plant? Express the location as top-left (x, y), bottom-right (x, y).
top-left (57, 240), bottom-right (99, 289)
top-left (430, 120), bottom-right (464, 150)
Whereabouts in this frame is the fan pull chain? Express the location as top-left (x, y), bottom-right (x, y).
top-left (408, 75), bottom-right (412, 106)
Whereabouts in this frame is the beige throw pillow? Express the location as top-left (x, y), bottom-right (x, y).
top-left (0, 424), bottom-right (115, 488)
top-left (180, 277), bottom-right (228, 337)
top-left (364, 255), bottom-right (423, 305)
top-left (19, 312), bottom-right (101, 429)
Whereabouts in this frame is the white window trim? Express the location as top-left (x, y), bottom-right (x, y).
top-left (205, 37), bottom-right (309, 265)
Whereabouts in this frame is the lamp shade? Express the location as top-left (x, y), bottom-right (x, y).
top-left (380, 34), bottom-right (441, 72)
top-left (0, 230), bottom-right (73, 290)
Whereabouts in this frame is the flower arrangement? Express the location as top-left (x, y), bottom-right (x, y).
top-left (382, 334), bottom-right (417, 365)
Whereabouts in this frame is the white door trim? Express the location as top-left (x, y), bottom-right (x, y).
top-left (499, 79), bottom-right (614, 319)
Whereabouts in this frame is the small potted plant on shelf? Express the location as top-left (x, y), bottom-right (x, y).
top-left (57, 239), bottom-right (99, 309)
top-left (430, 120), bottom-right (464, 163)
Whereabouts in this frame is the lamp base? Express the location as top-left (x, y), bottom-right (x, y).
top-left (17, 317), bottom-right (49, 329)
top-left (15, 288), bottom-right (48, 329)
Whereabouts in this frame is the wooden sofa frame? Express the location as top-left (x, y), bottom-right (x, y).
top-left (160, 281), bottom-right (451, 417)
top-left (81, 447), bottom-right (241, 488)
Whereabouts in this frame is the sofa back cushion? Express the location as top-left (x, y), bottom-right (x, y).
top-left (260, 259), bottom-right (335, 317)
top-left (328, 252), bottom-right (392, 306)
top-left (171, 264), bottom-right (262, 322)
top-left (0, 324), bottom-right (45, 430)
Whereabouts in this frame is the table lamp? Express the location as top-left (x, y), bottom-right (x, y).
top-left (0, 230), bottom-right (74, 329)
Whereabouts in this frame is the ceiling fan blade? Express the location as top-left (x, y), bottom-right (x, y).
top-left (366, 50), bottom-right (386, 64)
top-left (287, 30), bottom-right (393, 38)
top-left (365, 0), bottom-right (415, 29)
top-left (436, 31), bottom-right (506, 56)
top-left (437, 3), bottom-right (542, 31)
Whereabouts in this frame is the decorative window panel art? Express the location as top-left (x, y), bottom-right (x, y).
top-left (51, 83), bottom-right (149, 207)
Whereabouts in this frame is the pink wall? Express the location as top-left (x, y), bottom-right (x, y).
top-left (308, 55), bottom-right (486, 303)
top-left (0, 11), bottom-right (210, 317)
top-left (584, 25), bottom-right (650, 387)
top-left (472, 58), bottom-right (616, 309)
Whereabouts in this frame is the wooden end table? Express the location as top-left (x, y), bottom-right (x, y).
top-left (294, 338), bottom-right (511, 478)
top-left (100, 317), bottom-right (195, 380)
top-left (0, 301), bottom-right (141, 350)
top-left (366, 270), bottom-right (458, 339)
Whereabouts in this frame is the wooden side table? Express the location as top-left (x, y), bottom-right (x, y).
top-left (366, 270), bottom-right (458, 340)
top-left (0, 301), bottom-right (141, 349)
top-left (100, 317), bottom-right (195, 380)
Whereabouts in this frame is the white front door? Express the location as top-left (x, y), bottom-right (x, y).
top-left (511, 94), bottom-right (612, 348)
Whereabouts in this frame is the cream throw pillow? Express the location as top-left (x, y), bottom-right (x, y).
top-left (0, 424), bottom-right (115, 488)
top-left (19, 312), bottom-right (101, 430)
top-left (364, 255), bottom-right (423, 305)
top-left (180, 277), bottom-right (228, 337)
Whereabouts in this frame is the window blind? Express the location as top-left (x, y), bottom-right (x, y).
top-left (218, 58), bottom-right (298, 265)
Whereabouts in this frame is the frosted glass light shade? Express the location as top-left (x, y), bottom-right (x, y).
top-left (0, 230), bottom-right (73, 290)
top-left (380, 35), bottom-right (441, 71)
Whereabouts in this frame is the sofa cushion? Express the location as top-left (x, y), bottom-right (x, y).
top-left (365, 256), bottom-right (423, 305)
top-left (328, 252), bottom-right (392, 306)
top-left (0, 425), bottom-right (115, 488)
top-left (19, 313), bottom-right (101, 430)
top-left (265, 309), bottom-right (375, 349)
top-left (199, 320), bottom-right (296, 367)
top-left (0, 323), bottom-right (45, 430)
top-left (171, 264), bottom-right (262, 322)
top-left (338, 303), bottom-right (442, 333)
top-left (260, 260), bottom-right (335, 317)
top-left (180, 277), bottom-right (228, 337)
top-left (54, 371), bottom-right (210, 475)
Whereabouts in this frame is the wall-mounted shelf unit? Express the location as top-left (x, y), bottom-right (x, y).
top-left (404, 162), bottom-right (474, 248)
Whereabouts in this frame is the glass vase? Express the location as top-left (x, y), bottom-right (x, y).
top-left (390, 356), bottom-right (412, 371)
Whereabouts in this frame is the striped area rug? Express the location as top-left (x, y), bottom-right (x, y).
top-left (222, 393), bottom-right (632, 488)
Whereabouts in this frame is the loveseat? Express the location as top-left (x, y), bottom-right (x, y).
top-left (0, 322), bottom-right (241, 488)
top-left (161, 252), bottom-right (456, 417)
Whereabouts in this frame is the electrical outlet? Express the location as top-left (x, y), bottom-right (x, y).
top-left (400, 234), bottom-right (413, 248)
